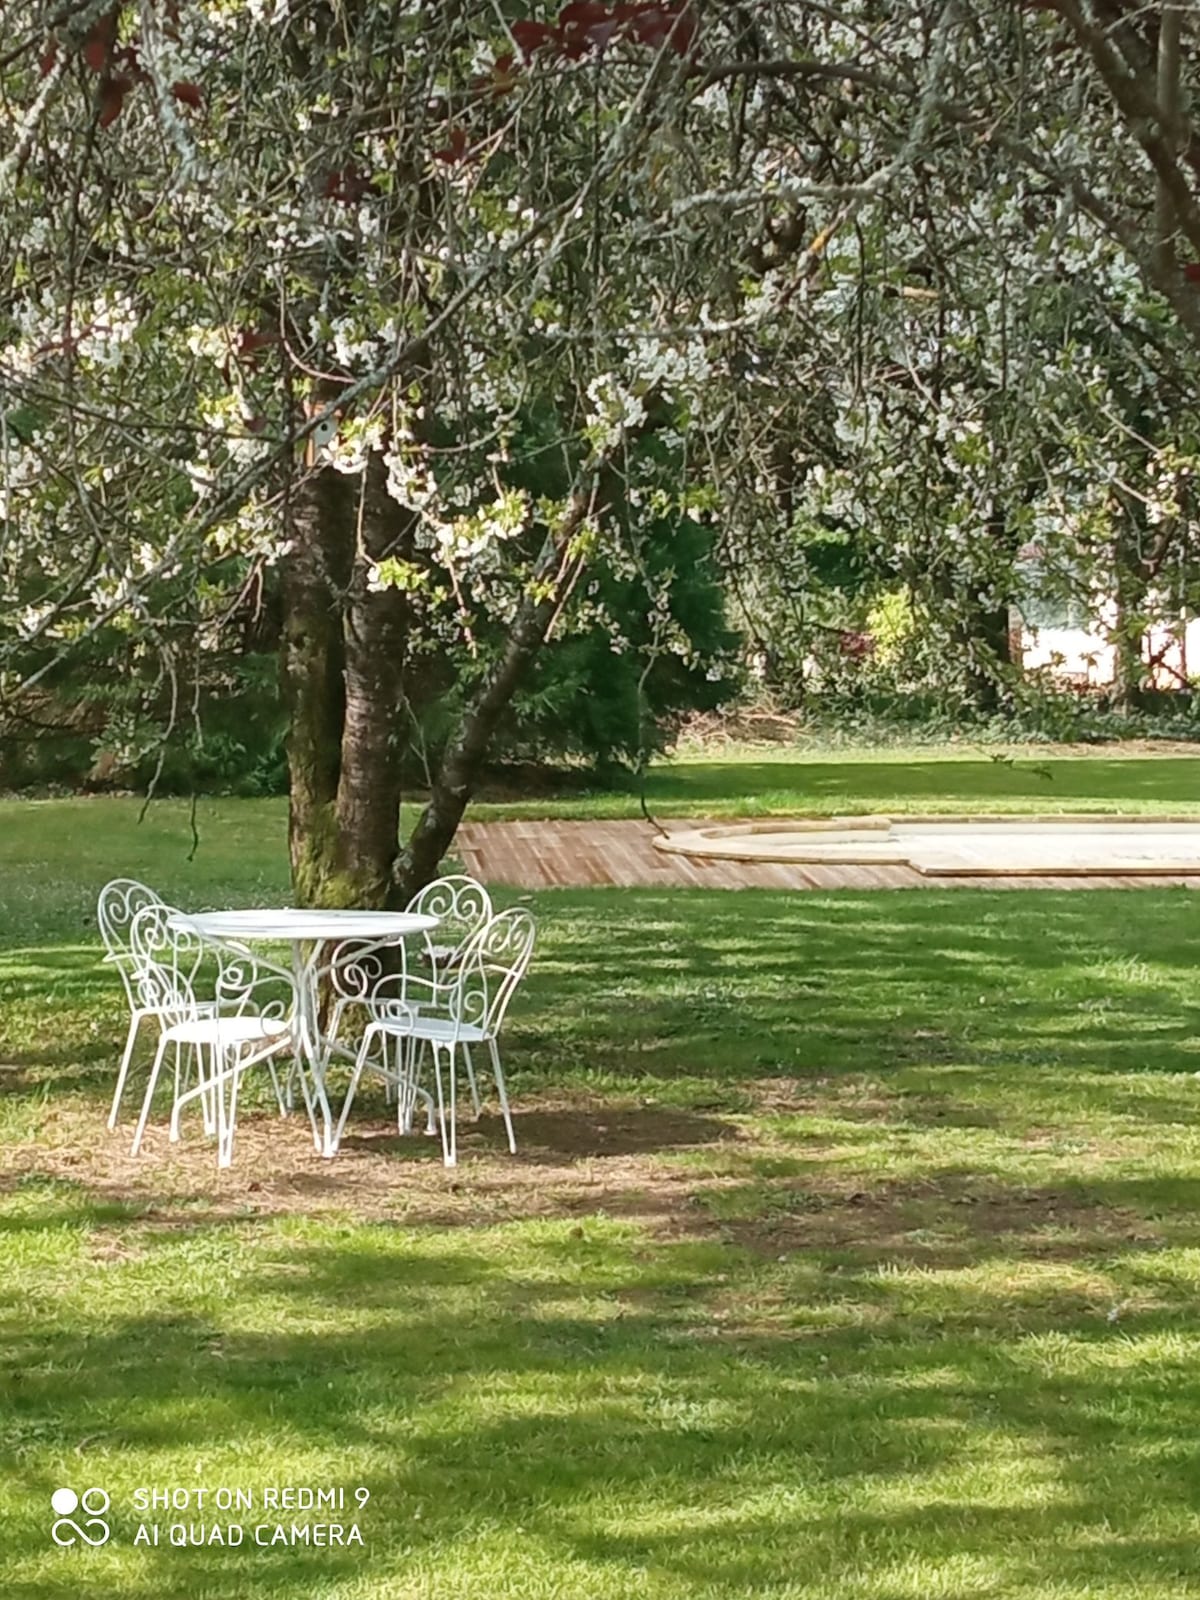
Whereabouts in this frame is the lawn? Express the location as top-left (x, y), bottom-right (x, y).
top-left (4, 758), bottom-right (1200, 1597)
top-left (475, 745), bottom-right (1200, 820)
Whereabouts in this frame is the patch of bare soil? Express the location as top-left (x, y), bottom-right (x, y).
top-left (4, 1093), bottom-right (748, 1235)
top-left (1014, 739), bottom-right (1200, 757)
top-left (707, 1176), bottom-right (1166, 1267)
top-left (678, 709), bottom-right (805, 746)
top-left (1, 1087), bottom-right (1175, 1274)
top-left (745, 1075), bottom-right (906, 1121)
top-left (675, 718), bottom-right (1200, 759)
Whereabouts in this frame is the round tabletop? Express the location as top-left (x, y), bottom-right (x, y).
top-left (167, 909), bottom-right (438, 942)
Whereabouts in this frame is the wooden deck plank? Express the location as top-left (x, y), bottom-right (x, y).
top-left (454, 819), bottom-right (1200, 893)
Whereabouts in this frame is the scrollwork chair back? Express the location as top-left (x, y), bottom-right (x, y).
top-left (406, 875), bottom-right (493, 983)
top-left (448, 907), bottom-right (536, 1041)
top-left (98, 879), bottom-right (164, 1009)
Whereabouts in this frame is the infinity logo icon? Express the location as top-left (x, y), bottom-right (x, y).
top-left (51, 1487), bottom-right (111, 1547)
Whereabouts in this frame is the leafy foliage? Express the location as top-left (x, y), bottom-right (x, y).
top-left (5, 0), bottom-right (1200, 843)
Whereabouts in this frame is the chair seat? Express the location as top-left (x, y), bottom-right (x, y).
top-left (163, 1015), bottom-right (290, 1046)
top-left (140, 1000), bottom-right (218, 1019)
top-left (368, 1013), bottom-right (489, 1046)
top-left (420, 944), bottom-right (464, 967)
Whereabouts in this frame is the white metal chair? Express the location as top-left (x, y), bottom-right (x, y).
top-left (324, 930), bottom-right (418, 1056)
top-left (406, 875), bottom-right (493, 984)
top-left (98, 878), bottom-right (215, 1129)
top-left (323, 931), bottom-right (435, 1130)
top-left (323, 875), bottom-right (493, 1113)
top-left (127, 905), bottom-right (298, 1168)
top-left (332, 907), bottom-right (535, 1167)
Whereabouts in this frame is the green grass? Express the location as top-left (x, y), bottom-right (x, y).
top-left (476, 746), bottom-right (1200, 819)
top-left (4, 749), bottom-right (1200, 892)
top-left (5, 760), bottom-right (1200, 1597)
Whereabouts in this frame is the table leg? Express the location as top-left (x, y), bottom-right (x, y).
top-left (292, 942), bottom-right (335, 1157)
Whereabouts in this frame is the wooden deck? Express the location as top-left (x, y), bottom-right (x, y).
top-left (457, 819), bottom-right (1200, 892)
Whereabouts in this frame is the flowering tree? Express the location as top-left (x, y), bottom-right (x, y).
top-left (717, 2), bottom-right (1200, 713)
top-left (2, 0), bottom-right (968, 902)
top-left (5, 0), bottom-right (1200, 904)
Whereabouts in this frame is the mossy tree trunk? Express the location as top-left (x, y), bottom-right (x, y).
top-left (282, 453), bottom-right (413, 908)
top-left (329, 456), bottom-right (413, 906)
top-left (281, 462), bottom-right (351, 905)
top-left (281, 455), bottom-right (594, 909)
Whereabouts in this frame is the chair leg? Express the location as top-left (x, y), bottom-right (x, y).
top-left (198, 1045), bottom-right (216, 1135)
top-left (108, 1012), bottom-right (143, 1130)
top-left (266, 1056), bottom-right (284, 1116)
top-left (431, 1044), bottom-right (456, 1168)
top-left (131, 1035), bottom-right (170, 1156)
top-left (176, 1045), bottom-right (198, 1134)
top-left (170, 1073), bottom-right (186, 1143)
top-left (384, 1027), bottom-right (397, 1107)
top-left (396, 1038), bottom-right (408, 1132)
top-left (219, 1051), bottom-right (243, 1169)
top-left (327, 999), bottom-right (346, 1052)
top-left (170, 1051), bottom-right (186, 1144)
top-left (282, 1048), bottom-right (299, 1114)
top-left (170, 1045), bottom-right (202, 1144)
top-left (214, 1049), bottom-right (232, 1169)
top-left (487, 1036), bottom-right (517, 1155)
top-left (333, 1030), bottom-right (375, 1151)
top-left (398, 1038), bottom-right (435, 1135)
top-left (411, 1040), bottom-right (436, 1135)
top-left (396, 1036), bottom-right (416, 1139)
top-left (291, 1052), bottom-right (322, 1154)
top-left (461, 1044), bottom-right (483, 1118)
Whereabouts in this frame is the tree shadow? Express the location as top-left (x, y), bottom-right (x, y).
top-left (8, 884), bottom-right (1200, 1591)
top-left (7, 1203), bottom-right (1200, 1597)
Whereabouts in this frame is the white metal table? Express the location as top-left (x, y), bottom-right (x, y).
top-left (168, 909), bottom-right (438, 1156)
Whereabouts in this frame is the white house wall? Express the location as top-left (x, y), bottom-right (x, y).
top-left (1021, 612), bottom-right (1200, 689)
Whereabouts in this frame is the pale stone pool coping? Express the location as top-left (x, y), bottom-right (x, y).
top-left (653, 814), bottom-right (1200, 877)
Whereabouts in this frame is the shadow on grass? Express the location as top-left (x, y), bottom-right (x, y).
top-left (10, 828), bottom-right (1200, 1590)
top-left (9, 889), bottom-right (1200, 1093)
top-left (6, 1191), bottom-right (1200, 1598)
top-left (338, 1103), bottom-right (742, 1163)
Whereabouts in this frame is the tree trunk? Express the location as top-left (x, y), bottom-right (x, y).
top-left (958, 597), bottom-right (1013, 715)
top-left (282, 454), bottom-right (418, 908)
top-left (281, 463), bottom-right (353, 905)
top-left (282, 454), bottom-right (593, 911)
top-left (1111, 539), bottom-right (1147, 715)
top-left (328, 454), bottom-right (414, 906)
top-left (949, 508), bottom-right (1018, 716)
top-left (391, 485), bottom-right (593, 905)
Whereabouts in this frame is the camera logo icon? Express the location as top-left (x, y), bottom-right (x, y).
top-left (51, 1487), bottom-right (111, 1547)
